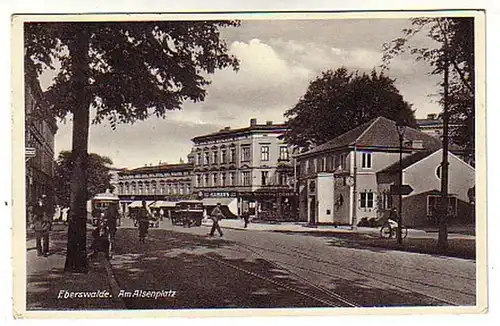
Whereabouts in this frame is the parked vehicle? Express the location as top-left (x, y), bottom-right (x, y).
top-left (172, 200), bottom-right (204, 227)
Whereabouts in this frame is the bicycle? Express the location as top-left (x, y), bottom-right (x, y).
top-left (379, 219), bottom-right (408, 239)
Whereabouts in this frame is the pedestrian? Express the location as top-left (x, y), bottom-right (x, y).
top-left (137, 200), bottom-right (151, 243)
top-left (105, 203), bottom-right (119, 241)
top-left (32, 195), bottom-right (51, 257)
top-left (242, 209), bottom-right (250, 228)
top-left (208, 203), bottom-right (224, 237)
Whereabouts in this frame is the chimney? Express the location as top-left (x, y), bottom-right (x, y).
top-left (266, 121), bottom-right (273, 126)
top-left (250, 118), bottom-right (257, 126)
top-left (224, 126), bottom-right (231, 131)
top-left (427, 113), bottom-right (437, 120)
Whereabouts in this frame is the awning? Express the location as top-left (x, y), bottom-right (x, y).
top-left (201, 198), bottom-right (235, 207)
top-left (150, 201), bottom-right (177, 208)
top-left (128, 200), bottom-right (155, 208)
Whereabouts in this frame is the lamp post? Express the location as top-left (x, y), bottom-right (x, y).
top-left (395, 120), bottom-right (407, 245)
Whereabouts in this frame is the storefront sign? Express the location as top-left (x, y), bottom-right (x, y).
top-left (201, 191), bottom-right (238, 198)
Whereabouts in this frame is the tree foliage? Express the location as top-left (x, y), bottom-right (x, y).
top-left (283, 67), bottom-right (416, 151)
top-left (24, 20), bottom-right (240, 273)
top-left (54, 151), bottom-right (114, 208)
top-left (25, 21), bottom-right (240, 128)
top-left (382, 17), bottom-right (475, 164)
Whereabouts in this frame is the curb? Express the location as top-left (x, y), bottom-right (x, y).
top-left (97, 252), bottom-right (127, 309)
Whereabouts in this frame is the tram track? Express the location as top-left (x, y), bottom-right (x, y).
top-left (239, 242), bottom-right (475, 306)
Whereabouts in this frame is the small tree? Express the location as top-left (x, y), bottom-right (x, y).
top-left (25, 21), bottom-right (240, 273)
top-left (283, 67), bottom-right (416, 151)
top-left (54, 151), bottom-right (114, 209)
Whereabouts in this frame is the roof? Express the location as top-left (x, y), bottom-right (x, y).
top-left (298, 116), bottom-right (442, 157)
top-left (192, 123), bottom-right (289, 143)
top-left (119, 162), bottom-right (193, 175)
top-left (377, 150), bottom-right (436, 174)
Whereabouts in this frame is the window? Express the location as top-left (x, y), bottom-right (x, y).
top-left (204, 174), bottom-right (209, 187)
top-left (204, 152), bottom-right (210, 165)
top-left (138, 183), bottom-right (143, 194)
top-left (196, 175), bottom-right (202, 187)
top-left (361, 152), bottom-right (372, 169)
top-left (427, 195), bottom-right (457, 216)
top-left (230, 148), bottom-right (236, 163)
top-left (196, 152), bottom-right (202, 165)
top-left (172, 184), bottom-right (177, 195)
top-left (212, 173), bottom-right (218, 186)
top-left (261, 145), bottom-right (270, 161)
top-left (279, 172), bottom-right (288, 186)
top-left (221, 173), bottom-right (227, 186)
top-left (241, 146), bottom-right (251, 162)
top-left (179, 184), bottom-right (184, 195)
top-left (319, 157), bottom-right (327, 172)
top-left (221, 149), bottom-right (227, 164)
top-left (213, 151), bottom-right (218, 164)
top-left (186, 184), bottom-right (190, 194)
top-left (242, 171), bottom-right (251, 186)
top-left (261, 171), bottom-right (269, 186)
top-left (360, 191), bottom-right (374, 208)
top-left (436, 165), bottom-right (442, 179)
top-left (279, 146), bottom-right (289, 161)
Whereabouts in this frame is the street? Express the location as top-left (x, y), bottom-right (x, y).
top-left (108, 218), bottom-right (476, 309)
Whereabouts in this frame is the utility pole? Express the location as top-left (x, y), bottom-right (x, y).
top-left (438, 20), bottom-right (450, 252)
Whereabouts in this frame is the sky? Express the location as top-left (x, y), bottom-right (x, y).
top-left (40, 18), bottom-right (443, 169)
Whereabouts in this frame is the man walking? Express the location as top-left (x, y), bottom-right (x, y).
top-left (32, 195), bottom-right (51, 257)
top-left (209, 203), bottom-right (224, 237)
top-left (242, 209), bottom-right (250, 228)
top-left (137, 200), bottom-right (151, 243)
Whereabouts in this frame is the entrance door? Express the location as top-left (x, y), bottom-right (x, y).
top-left (309, 196), bottom-right (316, 224)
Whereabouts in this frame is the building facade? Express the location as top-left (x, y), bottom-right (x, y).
top-left (25, 69), bottom-right (57, 219)
top-left (191, 119), bottom-right (296, 220)
top-left (296, 116), bottom-right (474, 227)
top-left (116, 162), bottom-right (194, 214)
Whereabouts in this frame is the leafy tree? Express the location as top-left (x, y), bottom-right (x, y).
top-left (24, 21), bottom-right (240, 273)
top-left (283, 67), bottom-right (416, 151)
top-left (381, 17), bottom-right (475, 252)
top-left (382, 17), bottom-right (475, 165)
top-left (54, 151), bottom-right (114, 208)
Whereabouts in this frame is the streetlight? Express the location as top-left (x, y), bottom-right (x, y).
top-left (395, 119), bottom-right (407, 245)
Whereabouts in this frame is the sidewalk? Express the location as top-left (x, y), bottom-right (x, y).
top-left (26, 225), bottom-right (125, 310)
top-left (208, 218), bottom-right (475, 240)
top-left (205, 218), bottom-right (476, 260)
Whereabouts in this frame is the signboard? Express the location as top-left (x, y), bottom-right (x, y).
top-left (390, 184), bottom-right (414, 196)
top-left (25, 147), bottom-right (36, 158)
top-left (201, 191), bottom-right (238, 198)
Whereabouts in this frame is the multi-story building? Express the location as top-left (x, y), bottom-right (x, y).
top-left (116, 162), bottom-right (193, 214)
top-left (191, 118), bottom-right (296, 220)
top-left (25, 67), bottom-right (57, 219)
top-left (296, 116), bottom-right (475, 227)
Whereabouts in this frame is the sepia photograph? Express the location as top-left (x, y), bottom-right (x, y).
top-left (11, 10), bottom-right (486, 318)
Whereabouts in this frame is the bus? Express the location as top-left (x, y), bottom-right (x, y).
top-left (90, 192), bottom-right (120, 226)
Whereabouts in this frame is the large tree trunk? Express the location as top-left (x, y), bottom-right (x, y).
top-left (64, 26), bottom-right (91, 273)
